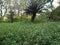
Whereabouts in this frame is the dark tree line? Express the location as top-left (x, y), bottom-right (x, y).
top-left (1, 0), bottom-right (60, 22)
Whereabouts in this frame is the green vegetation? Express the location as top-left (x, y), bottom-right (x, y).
top-left (0, 0), bottom-right (60, 45)
top-left (49, 6), bottom-right (60, 21)
top-left (0, 19), bottom-right (60, 45)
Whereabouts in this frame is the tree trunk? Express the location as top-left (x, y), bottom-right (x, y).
top-left (18, 10), bottom-right (19, 16)
top-left (0, 7), bottom-right (2, 17)
top-left (1, 5), bottom-right (2, 17)
top-left (4, 8), bottom-right (7, 15)
top-left (10, 15), bottom-right (13, 23)
top-left (49, 0), bottom-right (53, 20)
top-left (31, 13), bottom-right (36, 22)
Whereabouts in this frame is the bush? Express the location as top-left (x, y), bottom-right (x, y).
top-left (35, 13), bottom-right (49, 22)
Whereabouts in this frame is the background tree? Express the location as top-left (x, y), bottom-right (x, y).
top-left (9, 10), bottom-right (15, 23)
top-left (48, 0), bottom-right (54, 20)
top-left (25, 0), bottom-right (52, 22)
top-left (50, 0), bottom-right (54, 11)
top-left (58, 0), bottom-right (60, 6)
top-left (3, 0), bottom-right (11, 15)
top-left (0, 0), bottom-right (3, 16)
top-left (50, 6), bottom-right (60, 21)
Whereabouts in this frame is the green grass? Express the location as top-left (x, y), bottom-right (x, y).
top-left (0, 14), bottom-right (60, 45)
top-left (0, 20), bottom-right (60, 45)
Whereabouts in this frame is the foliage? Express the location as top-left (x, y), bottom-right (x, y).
top-left (49, 6), bottom-right (60, 21)
top-left (36, 13), bottom-right (49, 22)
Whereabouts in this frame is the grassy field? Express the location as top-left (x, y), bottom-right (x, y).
top-left (0, 20), bottom-right (60, 45)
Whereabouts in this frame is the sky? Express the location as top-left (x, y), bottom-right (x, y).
top-left (53, 0), bottom-right (59, 8)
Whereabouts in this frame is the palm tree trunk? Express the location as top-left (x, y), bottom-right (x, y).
top-left (31, 13), bottom-right (36, 22)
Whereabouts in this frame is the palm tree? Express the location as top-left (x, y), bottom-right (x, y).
top-left (25, 0), bottom-right (51, 22)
